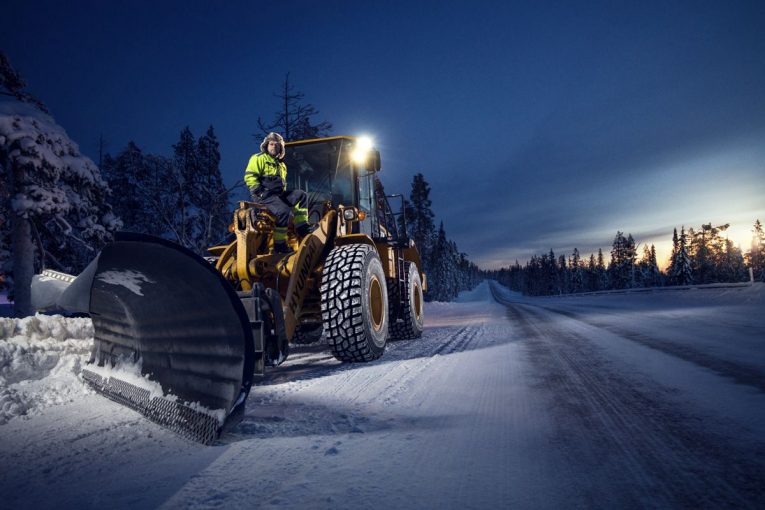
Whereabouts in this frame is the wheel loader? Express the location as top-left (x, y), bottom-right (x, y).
top-left (30, 136), bottom-right (426, 444)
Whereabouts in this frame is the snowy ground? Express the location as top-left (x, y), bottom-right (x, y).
top-left (1, 281), bottom-right (764, 509)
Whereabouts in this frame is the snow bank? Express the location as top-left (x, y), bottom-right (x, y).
top-left (0, 314), bottom-right (93, 424)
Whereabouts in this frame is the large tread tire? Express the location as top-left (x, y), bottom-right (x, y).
top-left (291, 323), bottom-right (324, 345)
top-left (321, 244), bottom-right (388, 362)
top-left (389, 262), bottom-right (424, 340)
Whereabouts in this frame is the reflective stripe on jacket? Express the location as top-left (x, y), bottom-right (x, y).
top-left (243, 152), bottom-right (287, 190)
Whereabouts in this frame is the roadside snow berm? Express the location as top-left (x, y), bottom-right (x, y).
top-left (31, 136), bottom-right (426, 444)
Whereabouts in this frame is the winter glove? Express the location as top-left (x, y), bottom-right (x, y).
top-left (249, 185), bottom-right (265, 201)
top-left (260, 175), bottom-right (286, 194)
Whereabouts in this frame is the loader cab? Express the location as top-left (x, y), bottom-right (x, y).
top-left (284, 136), bottom-right (404, 243)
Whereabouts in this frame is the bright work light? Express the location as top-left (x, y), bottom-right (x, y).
top-left (351, 136), bottom-right (374, 163)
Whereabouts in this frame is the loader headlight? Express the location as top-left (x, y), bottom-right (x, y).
top-left (351, 136), bottom-right (374, 163)
top-left (343, 207), bottom-right (359, 221)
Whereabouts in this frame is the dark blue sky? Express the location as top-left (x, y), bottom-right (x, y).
top-left (5, 0), bottom-right (764, 268)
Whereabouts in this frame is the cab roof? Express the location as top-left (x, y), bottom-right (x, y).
top-left (285, 136), bottom-right (356, 147)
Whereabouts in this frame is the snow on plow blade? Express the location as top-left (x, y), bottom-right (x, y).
top-left (34, 233), bottom-right (255, 444)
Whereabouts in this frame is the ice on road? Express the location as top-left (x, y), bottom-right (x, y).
top-left (1, 281), bottom-right (764, 509)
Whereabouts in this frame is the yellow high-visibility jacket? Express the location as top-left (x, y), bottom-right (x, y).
top-left (243, 152), bottom-right (286, 191)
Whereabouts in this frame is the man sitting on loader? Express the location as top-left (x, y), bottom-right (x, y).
top-left (244, 132), bottom-right (311, 253)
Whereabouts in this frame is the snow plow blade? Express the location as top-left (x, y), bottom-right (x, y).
top-left (35, 233), bottom-right (255, 444)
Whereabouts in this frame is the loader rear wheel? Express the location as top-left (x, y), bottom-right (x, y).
top-left (292, 322), bottom-right (324, 345)
top-left (389, 262), bottom-right (424, 340)
top-left (321, 244), bottom-right (388, 362)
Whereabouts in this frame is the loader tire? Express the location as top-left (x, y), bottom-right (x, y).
top-left (388, 262), bottom-right (424, 340)
top-left (292, 322), bottom-right (324, 345)
top-left (321, 244), bottom-right (388, 362)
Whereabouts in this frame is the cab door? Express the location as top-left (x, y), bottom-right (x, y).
top-left (356, 169), bottom-right (375, 237)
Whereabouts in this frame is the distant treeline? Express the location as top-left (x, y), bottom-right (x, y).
top-left (487, 221), bottom-right (765, 296)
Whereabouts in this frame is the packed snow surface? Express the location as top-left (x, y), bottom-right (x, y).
top-left (1, 282), bottom-right (764, 509)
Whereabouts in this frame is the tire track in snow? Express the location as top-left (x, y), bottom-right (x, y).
top-left (502, 299), bottom-right (765, 509)
top-left (258, 324), bottom-right (476, 388)
top-left (263, 325), bottom-right (477, 390)
top-left (237, 325), bottom-right (481, 438)
top-left (380, 326), bottom-right (481, 406)
top-left (289, 325), bottom-right (479, 405)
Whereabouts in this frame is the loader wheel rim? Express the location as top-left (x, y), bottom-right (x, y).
top-left (370, 275), bottom-right (384, 332)
top-left (414, 282), bottom-right (422, 321)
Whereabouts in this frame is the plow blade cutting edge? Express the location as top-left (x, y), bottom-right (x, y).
top-left (32, 233), bottom-right (255, 444)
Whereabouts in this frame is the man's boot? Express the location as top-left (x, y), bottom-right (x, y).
top-left (274, 241), bottom-right (292, 254)
top-left (296, 223), bottom-right (315, 239)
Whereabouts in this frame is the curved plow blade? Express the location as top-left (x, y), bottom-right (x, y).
top-left (79, 233), bottom-right (254, 444)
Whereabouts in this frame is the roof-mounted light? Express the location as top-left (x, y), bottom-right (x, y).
top-left (351, 136), bottom-right (374, 164)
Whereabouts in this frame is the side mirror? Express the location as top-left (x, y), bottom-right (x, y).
top-left (370, 150), bottom-right (381, 172)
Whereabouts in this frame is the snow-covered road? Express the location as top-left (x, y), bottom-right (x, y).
top-left (1, 282), bottom-right (764, 509)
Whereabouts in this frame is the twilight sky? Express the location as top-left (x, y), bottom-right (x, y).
top-left (4, 0), bottom-right (764, 269)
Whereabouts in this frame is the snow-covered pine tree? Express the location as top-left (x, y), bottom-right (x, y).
top-left (608, 232), bottom-right (623, 288)
top-left (626, 234), bottom-right (637, 287)
top-left (609, 231), bottom-right (633, 289)
top-left (712, 225), bottom-right (732, 281)
top-left (171, 127), bottom-right (199, 248)
top-left (102, 142), bottom-right (150, 232)
top-left (558, 254), bottom-right (568, 294)
top-left (690, 224), bottom-right (712, 283)
top-left (1, 67), bottom-right (119, 315)
top-left (427, 221), bottom-right (451, 301)
top-left (672, 226), bottom-right (693, 285)
top-left (504, 260), bottom-right (524, 292)
top-left (586, 253), bottom-right (598, 292)
top-left (408, 173), bottom-right (435, 269)
top-left (398, 197), bottom-right (413, 242)
top-left (689, 223), bottom-right (733, 284)
top-left (636, 244), bottom-right (661, 287)
top-left (597, 248), bottom-right (608, 290)
top-left (570, 248), bottom-right (583, 293)
top-left (649, 244), bottom-right (662, 286)
top-left (524, 255), bottom-right (541, 295)
top-left (142, 153), bottom-right (177, 238)
top-left (720, 238), bottom-right (747, 283)
top-left (546, 249), bottom-right (558, 295)
top-left (449, 239), bottom-right (462, 298)
top-left (193, 126), bottom-right (229, 250)
top-left (458, 251), bottom-right (481, 292)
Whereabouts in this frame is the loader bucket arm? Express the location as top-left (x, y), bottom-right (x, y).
top-left (37, 233), bottom-right (256, 443)
top-left (283, 209), bottom-right (336, 341)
